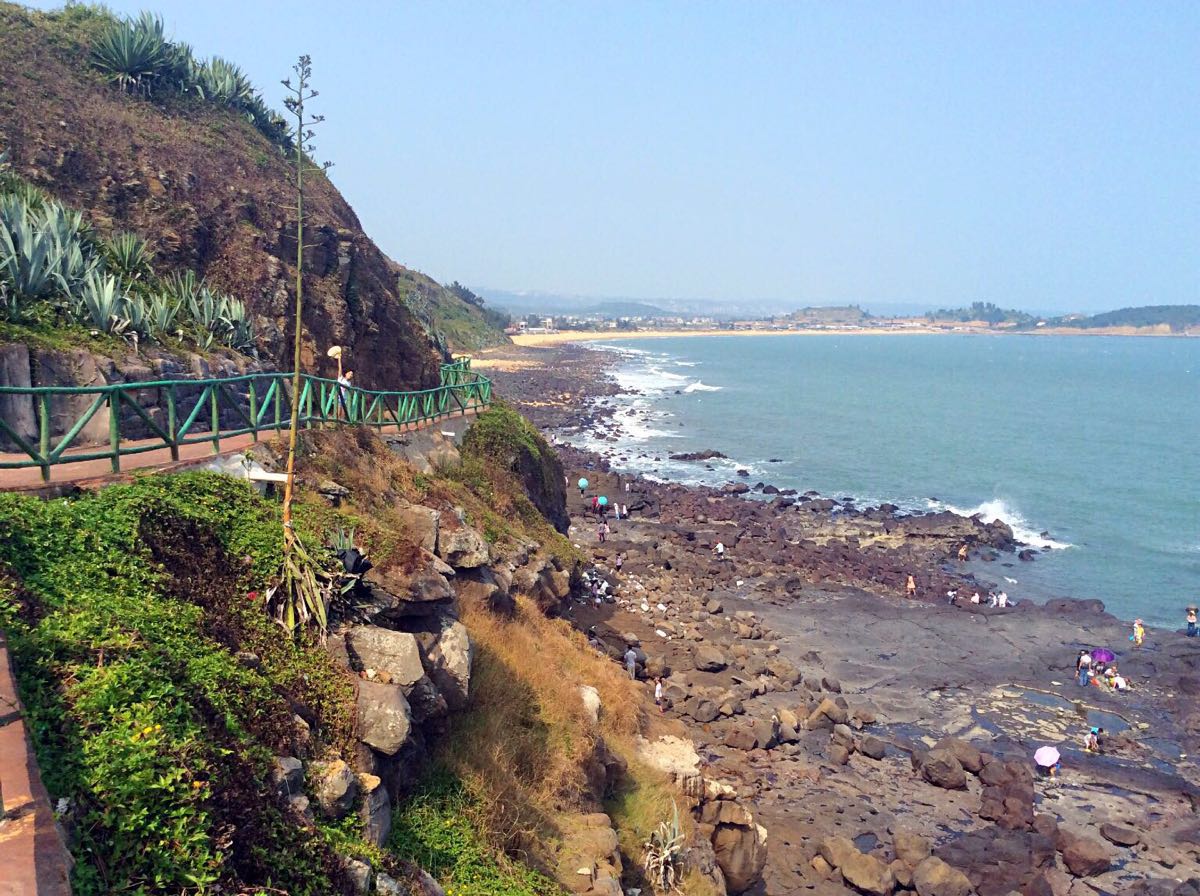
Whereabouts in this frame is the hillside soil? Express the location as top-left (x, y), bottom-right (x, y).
top-left (0, 3), bottom-right (505, 380)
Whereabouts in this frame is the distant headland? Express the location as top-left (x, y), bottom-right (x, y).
top-left (509, 302), bottom-right (1200, 345)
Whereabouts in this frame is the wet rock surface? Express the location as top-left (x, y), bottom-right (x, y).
top-left (481, 340), bottom-right (1200, 896)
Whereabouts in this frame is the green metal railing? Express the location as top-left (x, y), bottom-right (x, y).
top-left (0, 358), bottom-right (491, 481)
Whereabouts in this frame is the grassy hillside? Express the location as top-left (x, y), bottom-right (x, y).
top-left (0, 2), bottom-right (506, 381)
top-left (396, 269), bottom-right (511, 353)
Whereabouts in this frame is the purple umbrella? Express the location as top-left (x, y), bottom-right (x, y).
top-left (1091, 648), bottom-right (1115, 664)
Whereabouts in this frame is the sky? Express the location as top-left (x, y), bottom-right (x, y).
top-left (30, 1), bottom-right (1200, 312)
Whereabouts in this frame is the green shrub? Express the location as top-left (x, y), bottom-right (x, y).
top-left (0, 474), bottom-right (355, 894)
top-left (195, 56), bottom-right (255, 107)
top-left (102, 231), bottom-right (153, 284)
top-left (389, 769), bottom-right (560, 896)
top-left (89, 11), bottom-right (176, 95)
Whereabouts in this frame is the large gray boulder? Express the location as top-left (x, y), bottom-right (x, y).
top-left (841, 850), bottom-right (895, 896)
top-left (362, 565), bottom-right (456, 620)
top-left (357, 773), bottom-right (392, 847)
top-left (346, 626), bottom-right (426, 688)
top-left (921, 748), bottom-right (968, 790)
top-left (893, 828), bottom-right (931, 867)
top-left (912, 856), bottom-right (972, 896)
top-left (308, 759), bottom-right (358, 819)
top-left (1058, 831), bottom-right (1112, 877)
top-left (695, 644), bottom-right (728, 672)
top-left (421, 618), bottom-right (474, 709)
top-left (712, 809), bottom-right (768, 894)
top-left (437, 524), bottom-right (490, 568)
top-left (453, 565), bottom-right (512, 615)
top-left (271, 756), bottom-right (304, 800)
top-left (356, 680), bottom-right (413, 756)
top-left (396, 501), bottom-right (440, 553)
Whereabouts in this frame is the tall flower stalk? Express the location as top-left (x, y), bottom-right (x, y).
top-left (275, 56), bottom-right (333, 633)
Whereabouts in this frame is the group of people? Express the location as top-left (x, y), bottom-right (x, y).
top-left (1075, 649), bottom-right (1130, 691)
top-left (944, 588), bottom-right (1011, 607)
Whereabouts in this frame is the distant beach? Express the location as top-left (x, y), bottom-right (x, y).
top-left (510, 322), bottom-right (1192, 346)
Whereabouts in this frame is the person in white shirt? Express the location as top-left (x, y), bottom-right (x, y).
top-left (714, 542), bottom-right (726, 561)
top-left (624, 646), bottom-right (638, 679)
top-left (337, 369), bottom-right (354, 420)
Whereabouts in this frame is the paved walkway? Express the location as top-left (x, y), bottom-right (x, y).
top-left (0, 411), bottom-right (474, 492)
top-left (0, 632), bottom-right (72, 896)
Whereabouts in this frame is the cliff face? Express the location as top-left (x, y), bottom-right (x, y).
top-left (0, 4), bottom-right (502, 389)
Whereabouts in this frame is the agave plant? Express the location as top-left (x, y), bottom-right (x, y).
top-left (103, 231), bottom-right (153, 284)
top-left (90, 12), bottom-right (175, 95)
top-left (73, 270), bottom-right (130, 336)
top-left (186, 284), bottom-right (223, 349)
top-left (243, 95), bottom-right (293, 150)
top-left (145, 292), bottom-right (182, 339)
top-left (219, 294), bottom-right (257, 351)
top-left (164, 269), bottom-right (201, 304)
top-left (120, 292), bottom-right (152, 340)
top-left (266, 531), bottom-right (332, 635)
top-left (195, 57), bottom-right (255, 108)
top-left (642, 802), bottom-right (685, 892)
top-left (0, 195), bottom-right (97, 312)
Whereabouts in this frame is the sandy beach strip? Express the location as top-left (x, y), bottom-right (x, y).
top-left (509, 322), bottom-right (1193, 346)
top-left (510, 326), bottom-right (943, 346)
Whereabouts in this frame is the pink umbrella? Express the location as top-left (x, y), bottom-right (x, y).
top-left (1091, 648), bottom-right (1115, 664)
top-left (1034, 746), bottom-right (1061, 768)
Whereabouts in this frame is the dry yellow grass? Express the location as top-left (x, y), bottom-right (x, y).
top-left (434, 597), bottom-right (664, 867)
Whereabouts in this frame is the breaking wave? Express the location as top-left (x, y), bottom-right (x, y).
top-left (929, 498), bottom-right (1073, 550)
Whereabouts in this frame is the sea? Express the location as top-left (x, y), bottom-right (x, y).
top-left (566, 333), bottom-right (1199, 630)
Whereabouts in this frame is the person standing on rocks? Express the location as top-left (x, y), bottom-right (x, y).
top-left (615, 552), bottom-right (624, 573)
top-left (1076, 650), bottom-right (1092, 687)
top-left (654, 677), bottom-right (664, 712)
top-left (714, 541), bottom-right (725, 562)
top-left (624, 645), bottom-right (638, 679)
top-left (620, 503), bottom-right (628, 519)
top-left (598, 521), bottom-right (609, 543)
top-left (905, 574), bottom-right (917, 598)
top-left (1186, 606), bottom-right (1197, 637)
top-left (958, 543), bottom-right (970, 562)
top-left (1132, 619), bottom-right (1146, 647)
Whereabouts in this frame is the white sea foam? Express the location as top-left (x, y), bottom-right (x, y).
top-left (929, 498), bottom-right (1073, 550)
top-left (683, 380), bottom-right (722, 393)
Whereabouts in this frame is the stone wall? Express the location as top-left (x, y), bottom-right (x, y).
top-left (0, 341), bottom-right (263, 453)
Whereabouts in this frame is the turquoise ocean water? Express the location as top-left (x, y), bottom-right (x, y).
top-left (572, 334), bottom-right (1198, 629)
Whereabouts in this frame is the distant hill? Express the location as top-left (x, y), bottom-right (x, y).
top-left (582, 301), bottom-right (668, 317)
top-left (1051, 305), bottom-right (1200, 332)
top-left (926, 302), bottom-right (1038, 327)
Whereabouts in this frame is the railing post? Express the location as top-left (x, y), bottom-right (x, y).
top-left (275, 378), bottom-right (283, 431)
top-left (210, 386), bottom-right (220, 454)
top-left (167, 385), bottom-right (179, 460)
top-left (248, 380), bottom-right (259, 443)
top-left (108, 391), bottom-right (121, 473)
top-left (38, 393), bottom-right (50, 482)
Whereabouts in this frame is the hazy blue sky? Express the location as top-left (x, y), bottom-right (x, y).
top-left (32, 1), bottom-right (1200, 311)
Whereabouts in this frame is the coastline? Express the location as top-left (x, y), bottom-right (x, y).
top-left (482, 337), bottom-right (1200, 893)
top-left (510, 323), bottom-right (1195, 347)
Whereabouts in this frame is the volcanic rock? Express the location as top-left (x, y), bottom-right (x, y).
top-left (920, 749), bottom-right (968, 790)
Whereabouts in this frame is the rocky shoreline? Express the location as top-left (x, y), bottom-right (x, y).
top-left (479, 341), bottom-right (1200, 896)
